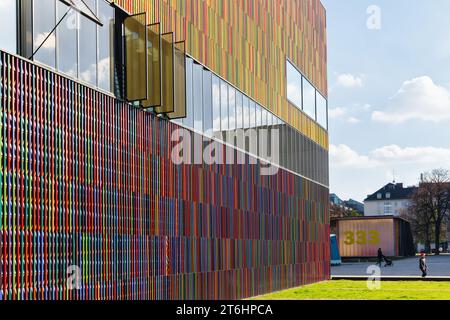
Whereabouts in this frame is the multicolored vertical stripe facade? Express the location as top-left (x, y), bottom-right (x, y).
top-left (114, 0), bottom-right (328, 149)
top-left (0, 51), bottom-right (330, 300)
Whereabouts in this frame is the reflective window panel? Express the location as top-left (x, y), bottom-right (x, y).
top-left (193, 62), bottom-right (203, 132)
top-left (57, 1), bottom-right (78, 77)
top-left (236, 92), bottom-right (243, 130)
top-left (256, 104), bottom-right (262, 127)
top-left (228, 86), bottom-right (236, 130)
top-left (98, 0), bottom-right (115, 91)
top-left (79, 0), bottom-right (97, 85)
top-left (249, 101), bottom-right (256, 128)
top-left (184, 58), bottom-right (194, 128)
top-left (316, 92), bottom-right (328, 129)
top-left (0, 0), bottom-right (17, 53)
top-left (203, 69), bottom-right (213, 137)
top-left (286, 60), bottom-right (302, 109)
top-left (220, 80), bottom-right (228, 131)
top-left (243, 96), bottom-right (249, 129)
top-left (212, 75), bottom-right (221, 135)
top-left (262, 108), bottom-right (268, 127)
top-left (302, 78), bottom-right (316, 120)
top-left (34, 0), bottom-right (56, 68)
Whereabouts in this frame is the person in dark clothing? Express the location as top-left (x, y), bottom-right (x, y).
top-left (377, 248), bottom-right (384, 267)
top-left (419, 253), bottom-right (428, 278)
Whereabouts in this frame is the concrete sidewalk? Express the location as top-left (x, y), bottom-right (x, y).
top-left (331, 254), bottom-right (450, 277)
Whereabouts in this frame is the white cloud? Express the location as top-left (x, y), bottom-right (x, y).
top-left (371, 145), bottom-right (450, 164)
top-left (336, 73), bottom-right (364, 88)
top-left (34, 33), bottom-right (56, 50)
top-left (330, 144), bottom-right (450, 169)
top-left (362, 104), bottom-right (372, 111)
top-left (0, 1), bottom-right (13, 9)
top-left (98, 57), bottom-right (111, 84)
top-left (372, 76), bottom-right (450, 123)
top-left (329, 107), bottom-right (346, 118)
top-left (329, 144), bottom-right (377, 169)
top-left (347, 117), bottom-right (360, 124)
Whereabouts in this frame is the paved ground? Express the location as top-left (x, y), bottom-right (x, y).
top-left (331, 254), bottom-right (450, 277)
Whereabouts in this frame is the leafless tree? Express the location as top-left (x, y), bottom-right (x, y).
top-left (410, 169), bottom-right (450, 254)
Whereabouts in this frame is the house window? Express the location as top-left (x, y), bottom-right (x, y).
top-left (384, 202), bottom-right (392, 215)
top-left (377, 193), bottom-right (382, 199)
top-left (386, 192), bottom-right (391, 199)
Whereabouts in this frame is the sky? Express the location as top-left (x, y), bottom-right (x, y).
top-left (322, 0), bottom-right (450, 202)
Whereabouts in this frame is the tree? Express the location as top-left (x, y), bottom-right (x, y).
top-left (401, 197), bottom-right (433, 253)
top-left (409, 169), bottom-right (450, 254)
top-left (330, 204), bottom-right (360, 219)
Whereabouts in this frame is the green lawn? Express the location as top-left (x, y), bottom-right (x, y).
top-left (251, 280), bottom-right (450, 300)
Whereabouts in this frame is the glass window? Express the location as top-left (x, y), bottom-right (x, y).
top-left (228, 86), bottom-right (236, 130)
top-left (242, 96), bottom-right (249, 129)
top-left (220, 80), bottom-right (228, 131)
top-left (316, 91), bottom-right (328, 129)
top-left (184, 58), bottom-right (194, 128)
top-left (98, 0), bottom-right (114, 91)
top-left (203, 69), bottom-right (213, 137)
top-left (302, 78), bottom-right (316, 119)
top-left (236, 92), bottom-right (243, 130)
top-left (249, 100), bottom-right (256, 128)
top-left (268, 112), bottom-right (273, 126)
top-left (286, 60), bottom-right (302, 109)
top-left (79, 0), bottom-right (97, 85)
top-left (34, 0), bottom-right (56, 68)
top-left (193, 62), bottom-right (203, 132)
top-left (256, 104), bottom-right (262, 127)
top-left (212, 75), bottom-right (221, 134)
top-left (0, 0), bottom-right (17, 53)
top-left (57, 1), bottom-right (78, 77)
top-left (262, 109), bottom-right (268, 127)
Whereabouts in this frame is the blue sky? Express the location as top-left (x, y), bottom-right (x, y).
top-left (322, 0), bottom-right (450, 202)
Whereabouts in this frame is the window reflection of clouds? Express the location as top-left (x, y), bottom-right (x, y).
top-left (177, 58), bottom-right (329, 183)
top-left (98, 0), bottom-right (114, 91)
top-left (316, 92), bottom-right (328, 129)
top-left (212, 75), bottom-right (221, 133)
top-left (184, 58), bottom-right (194, 128)
top-left (0, 0), bottom-right (16, 53)
top-left (286, 61), bottom-right (302, 108)
top-left (34, 0), bottom-right (56, 68)
top-left (193, 63), bottom-right (203, 132)
top-left (250, 101), bottom-right (256, 128)
top-left (228, 86), bottom-right (236, 130)
top-left (58, 1), bottom-right (78, 77)
top-left (243, 96), bottom-right (249, 129)
top-left (220, 80), bottom-right (228, 131)
top-left (32, 0), bottom-right (114, 91)
top-left (79, 0), bottom-right (97, 86)
top-left (236, 92), bottom-right (243, 130)
top-left (34, 33), bottom-right (56, 50)
top-left (303, 79), bottom-right (316, 119)
top-left (203, 69), bottom-right (213, 137)
top-left (286, 60), bottom-right (328, 128)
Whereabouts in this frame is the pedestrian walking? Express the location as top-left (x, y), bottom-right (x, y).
top-left (419, 253), bottom-right (428, 278)
top-left (377, 248), bottom-right (384, 267)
